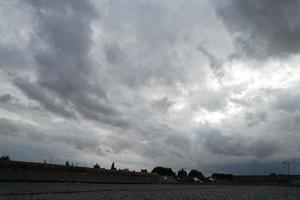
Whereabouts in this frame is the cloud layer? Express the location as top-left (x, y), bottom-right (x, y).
top-left (217, 0), bottom-right (300, 59)
top-left (1, 0), bottom-right (300, 174)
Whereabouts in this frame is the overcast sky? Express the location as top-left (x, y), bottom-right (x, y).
top-left (1, 0), bottom-right (300, 175)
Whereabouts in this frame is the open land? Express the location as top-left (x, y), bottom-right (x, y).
top-left (1, 182), bottom-right (300, 200)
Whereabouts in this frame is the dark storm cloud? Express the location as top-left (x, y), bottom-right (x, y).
top-left (10, 0), bottom-right (128, 127)
top-left (0, 117), bottom-right (100, 152)
top-left (14, 78), bottom-right (75, 119)
top-left (216, 0), bottom-right (300, 59)
top-left (196, 124), bottom-right (279, 158)
top-left (0, 46), bottom-right (32, 70)
top-left (0, 94), bottom-right (12, 103)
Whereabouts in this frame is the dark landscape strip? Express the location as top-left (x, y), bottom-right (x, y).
top-left (0, 186), bottom-right (230, 197)
top-left (0, 179), bottom-right (158, 184)
top-left (0, 190), bottom-right (111, 197)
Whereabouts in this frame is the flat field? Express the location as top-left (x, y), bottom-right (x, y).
top-left (0, 182), bottom-right (299, 200)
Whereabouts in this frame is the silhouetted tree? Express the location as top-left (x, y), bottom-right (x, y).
top-left (141, 169), bottom-right (148, 173)
top-left (177, 168), bottom-right (187, 178)
top-left (151, 167), bottom-right (175, 176)
top-left (0, 155), bottom-right (10, 161)
top-left (65, 161), bottom-right (70, 167)
top-left (111, 162), bottom-right (116, 170)
top-left (188, 170), bottom-right (204, 179)
top-left (94, 163), bottom-right (100, 169)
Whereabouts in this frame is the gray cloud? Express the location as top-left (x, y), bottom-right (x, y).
top-left (216, 0), bottom-right (300, 59)
top-left (272, 88), bottom-right (300, 113)
top-left (0, 94), bottom-right (12, 103)
top-left (9, 0), bottom-right (128, 127)
top-left (52, 134), bottom-right (99, 151)
top-left (195, 123), bottom-right (279, 158)
top-left (152, 97), bottom-right (174, 113)
top-left (0, 1), bottom-right (34, 71)
top-left (0, 117), bottom-right (103, 159)
top-left (189, 88), bottom-right (228, 112)
top-left (244, 111), bottom-right (268, 127)
top-left (0, 118), bottom-right (20, 137)
top-left (14, 78), bottom-right (76, 119)
top-left (197, 46), bottom-right (225, 78)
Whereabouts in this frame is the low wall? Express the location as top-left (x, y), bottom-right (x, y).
top-left (232, 175), bottom-right (300, 185)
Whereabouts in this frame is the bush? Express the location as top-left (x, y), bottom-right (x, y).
top-left (94, 163), bottom-right (100, 169)
top-left (0, 155), bottom-right (10, 161)
top-left (188, 170), bottom-right (204, 179)
top-left (177, 168), bottom-right (187, 178)
top-left (151, 167), bottom-right (175, 176)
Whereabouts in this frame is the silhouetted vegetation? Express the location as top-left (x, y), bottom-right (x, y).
top-left (0, 155), bottom-right (10, 161)
top-left (151, 167), bottom-right (175, 176)
top-left (141, 169), bottom-right (148, 173)
top-left (177, 168), bottom-right (187, 178)
top-left (188, 170), bottom-right (204, 179)
top-left (94, 163), bottom-right (100, 169)
top-left (111, 162), bottom-right (116, 170)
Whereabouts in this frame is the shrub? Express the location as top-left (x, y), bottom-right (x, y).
top-left (151, 167), bottom-right (175, 176)
top-left (0, 155), bottom-right (10, 161)
top-left (94, 163), bottom-right (100, 169)
top-left (188, 170), bottom-right (204, 179)
top-left (178, 168), bottom-right (187, 178)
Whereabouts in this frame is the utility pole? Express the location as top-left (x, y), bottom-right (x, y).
top-left (282, 161), bottom-right (297, 175)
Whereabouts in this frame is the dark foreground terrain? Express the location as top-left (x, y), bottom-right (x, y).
top-left (1, 182), bottom-right (300, 200)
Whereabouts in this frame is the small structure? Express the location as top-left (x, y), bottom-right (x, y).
top-left (193, 177), bottom-right (203, 184)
